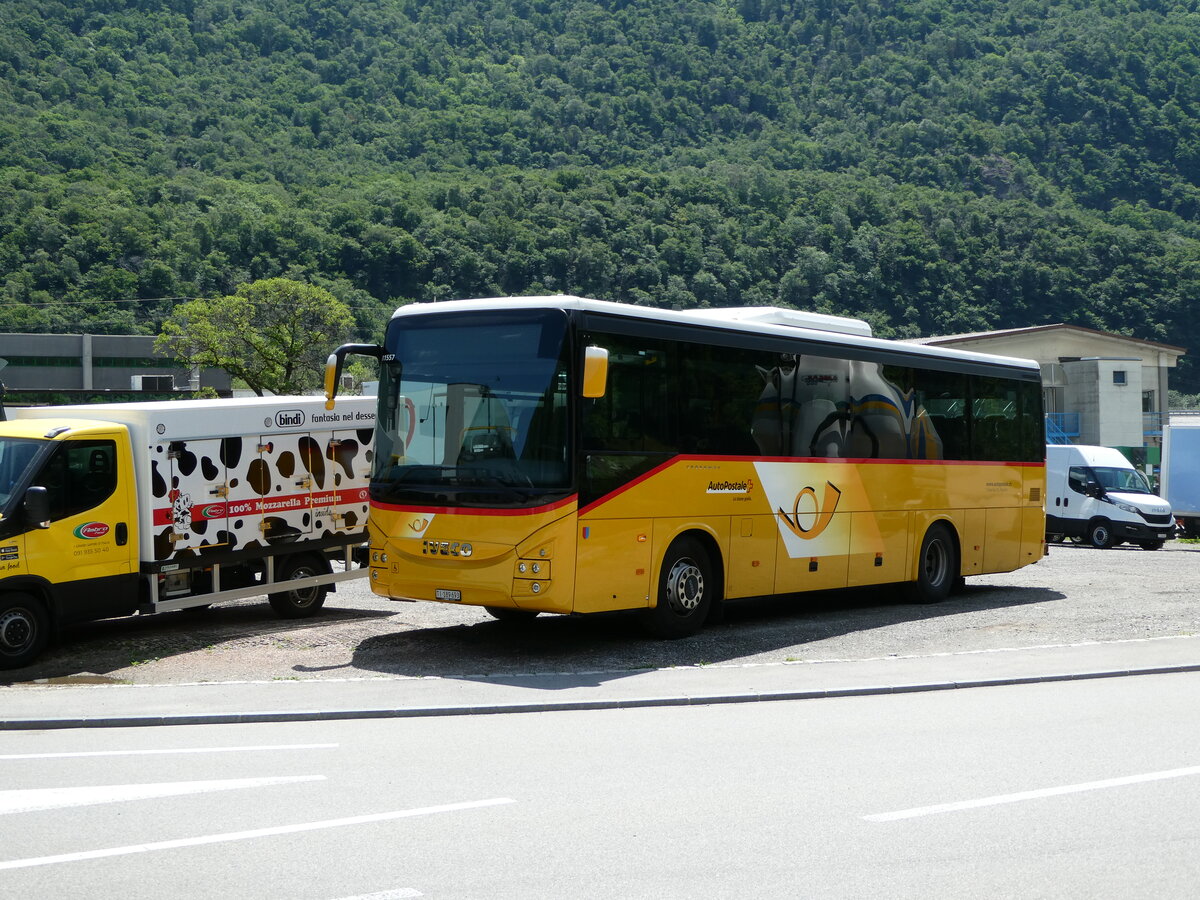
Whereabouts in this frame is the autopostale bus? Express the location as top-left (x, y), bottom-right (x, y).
top-left (326, 296), bottom-right (1045, 638)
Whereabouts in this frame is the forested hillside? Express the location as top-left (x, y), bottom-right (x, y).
top-left (4, 0), bottom-right (1200, 386)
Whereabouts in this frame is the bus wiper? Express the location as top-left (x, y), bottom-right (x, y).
top-left (455, 468), bottom-right (527, 499)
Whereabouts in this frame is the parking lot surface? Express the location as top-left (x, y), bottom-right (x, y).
top-left (4, 542), bottom-right (1196, 689)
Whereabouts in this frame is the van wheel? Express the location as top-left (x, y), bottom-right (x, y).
top-left (0, 593), bottom-right (50, 670)
top-left (268, 554), bottom-right (328, 618)
top-left (905, 523), bottom-right (958, 604)
top-left (643, 536), bottom-right (714, 639)
top-left (1087, 520), bottom-right (1114, 549)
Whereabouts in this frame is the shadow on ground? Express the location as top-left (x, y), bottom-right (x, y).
top-left (336, 582), bottom-right (1065, 689)
top-left (2, 603), bottom-right (395, 685)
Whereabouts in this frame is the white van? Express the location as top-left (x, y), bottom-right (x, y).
top-left (1045, 444), bottom-right (1174, 549)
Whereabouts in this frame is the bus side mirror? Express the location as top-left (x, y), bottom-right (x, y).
top-left (582, 346), bottom-right (609, 399)
top-left (324, 343), bottom-right (384, 410)
top-left (24, 486), bottom-right (49, 529)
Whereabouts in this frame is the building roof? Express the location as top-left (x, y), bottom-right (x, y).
top-left (911, 323), bottom-right (1186, 356)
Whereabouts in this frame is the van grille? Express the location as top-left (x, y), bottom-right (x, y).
top-left (1143, 514), bottom-right (1173, 525)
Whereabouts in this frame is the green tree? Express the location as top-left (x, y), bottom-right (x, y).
top-left (156, 278), bottom-right (353, 396)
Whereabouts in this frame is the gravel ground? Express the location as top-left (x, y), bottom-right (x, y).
top-left (5, 541), bottom-right (1198, 686)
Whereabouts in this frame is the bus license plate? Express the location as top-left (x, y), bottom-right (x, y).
top-left (435, 589), bottom-right (462, 602)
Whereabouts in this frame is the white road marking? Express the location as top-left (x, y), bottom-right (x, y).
top-left (865, 764), bottom-right (1200, 822)
top-left (331, 891), bottom-right (424, 899)
top-left (0, 797), bottom-right (515, 871)
top-left (0, 743), bottom-right (338, 761)
top-left (0, 775), bottom-right (325, 815)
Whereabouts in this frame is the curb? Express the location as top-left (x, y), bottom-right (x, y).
top-left (6, 660), bottom-right (1200, 731)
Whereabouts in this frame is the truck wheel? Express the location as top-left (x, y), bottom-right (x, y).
top-left (268, 554), bottom-right (328, 619)
top-left (1087, 520), bottom-right (1114, 549)
top-left (642, 536), bottom-right (714, 639)
top-left (904, 523), bottom-right (958, 604)
top-left (0, 593), bottom-right (50, 670)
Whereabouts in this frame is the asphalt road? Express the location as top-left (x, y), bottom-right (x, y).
top-left (3, 672), bottom-right (1200, 899)
top-left (6, 541), bottom-right (1198, 687)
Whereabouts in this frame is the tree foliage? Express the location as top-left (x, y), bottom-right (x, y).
top-left (3, 1), bottom-right (1200, 387)
top-left (156, 277), bottom-right (353, 395)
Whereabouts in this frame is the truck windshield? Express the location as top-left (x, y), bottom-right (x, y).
top-left (0, 437), bottom-right (47, 511)
top-left (372, 308), bottom-right (572, 509)
top-left (1092, 466), bottom-right (1153, 494)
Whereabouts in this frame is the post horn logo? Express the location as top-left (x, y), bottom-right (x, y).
top-left (778, 482), bottom-right (842, 540)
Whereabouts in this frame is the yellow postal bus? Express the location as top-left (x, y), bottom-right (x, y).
top-left (326, 296), bottom-right (1044, 637)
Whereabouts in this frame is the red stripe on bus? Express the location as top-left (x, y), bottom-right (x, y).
top-left (370, 495), bottom-right (578, 517)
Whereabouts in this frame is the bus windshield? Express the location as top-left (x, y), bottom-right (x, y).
top-left (372, 308), bottom-right (573, 509)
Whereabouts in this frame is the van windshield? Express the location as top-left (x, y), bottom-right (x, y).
top-left (1092, 466), bottom-right (1152, 494)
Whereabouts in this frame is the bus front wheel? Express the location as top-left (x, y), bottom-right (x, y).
top-left (644, 537), bottom-right (713, 639)
top-left (905, 523), bottom-right (958, 604)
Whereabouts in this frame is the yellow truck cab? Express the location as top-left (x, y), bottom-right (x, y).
top-left (0, 396), bottom-right (375, 669)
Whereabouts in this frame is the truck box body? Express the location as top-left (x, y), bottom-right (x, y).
top-left (12, 396), bottom-right (375, 564)
top-left (1045, 444), bottom-right (1173, 549)
top-left (1161, 414), bottom-right (1200, 536)
top-left (0, 396), bottom-right (375, 668)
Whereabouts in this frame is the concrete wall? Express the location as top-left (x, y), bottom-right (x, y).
top-left (1063, 358), bottom-right (1144, 446)
top-left (0, 334), bottom-right (231, 394)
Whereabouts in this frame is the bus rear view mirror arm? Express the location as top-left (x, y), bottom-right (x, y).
top-left (325, 343), bottom-right (384, 409)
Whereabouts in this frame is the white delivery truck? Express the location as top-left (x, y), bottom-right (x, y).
top-left (1161, 414), bottom-right (1200, 538)
top-left (0, 396), bottom-right (375, 668)
top-left (1045, 444), bottom-right (1174, 550)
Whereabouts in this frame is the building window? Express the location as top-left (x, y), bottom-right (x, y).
top-left (1113, 370), bottom-right (1127, 385)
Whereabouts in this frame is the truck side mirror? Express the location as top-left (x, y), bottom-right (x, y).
top-left (582, 346), bottom-right (609, 398)
top-left (23, 486), bottom-right (49, 529)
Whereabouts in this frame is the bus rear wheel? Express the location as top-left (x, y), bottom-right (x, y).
top-left (905, 523), bottom-right (958, 604)
top-left (643, 536), bottom-right (714, 639)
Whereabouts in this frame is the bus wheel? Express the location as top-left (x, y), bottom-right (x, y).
top-left (0, 593), bottom-right (49, 670)
top-left (644, 537), bottom-right (713, 639)
top-left (484, 606), bottom-right (540, 623)
top-left (268, 554), bottom-right (328, 619)
top-left (1087, 520), bottom-right (1114, 550)
top-left (905, 524), bottom-right (958, 604)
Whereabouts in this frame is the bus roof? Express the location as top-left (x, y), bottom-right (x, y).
top-left (390, 295), bottom-right (1041, 375)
